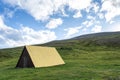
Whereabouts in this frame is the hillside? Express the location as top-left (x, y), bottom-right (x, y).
top-left (42, 31), bottom-right (120, 47)
top-left (73, 32), bottom-right (120, 40)
top-left (72, 31), bottom-right (120, 47)
top-left (0, 32), bottom-right (120, 80)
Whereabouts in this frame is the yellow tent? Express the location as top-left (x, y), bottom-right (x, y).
top-left (16, 45), bottom-right (65, 68)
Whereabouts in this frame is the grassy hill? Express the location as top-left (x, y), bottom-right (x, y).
top-left (0, 32), bottom-right (120, 80)
top-left (42, 31), bottom-right (120, 47)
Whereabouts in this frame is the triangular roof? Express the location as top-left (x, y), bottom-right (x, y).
top-left (16, 45), bottom-right (65, 68)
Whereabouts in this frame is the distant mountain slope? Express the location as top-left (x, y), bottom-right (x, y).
top-left (72, 31), bottom-right (120, 40)
top-left (42, 31), bottom-right (120, 47)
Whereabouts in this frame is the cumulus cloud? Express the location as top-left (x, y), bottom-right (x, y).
top-left (91, 25), bottom-right (102, 32)
top-left (3, 0), bottom-right (67, 21)
top-left (82, 20), bottom-right (94, 28)
top-left (101, 0), bottom-right (120, 22)
top-left (86, 1), bottom-right (100, 13)
top-left (73, 11), bottom-right (82, 18)
top-left (45, 18), bottom-right (63, 29)
top-left (61, 7), bottom-right (69, 17)
top-left (64, 26), bottom-right (82, 38)
top-left (82, 15), bottom-right (98, 28)
top-left (92, 2), bottom-right (100, 13)
top-left (68, 0), bottom-right (92, 18)
top-left (87, 15), bottom-right (95, 20)
top-left (0, 16), bottom-right (56, 48)
top-left (67, 0), bottom-right (92, 10)
top-left (20, 26), bottom-right (56, 43)
top-left (82, 14), bottom-right (101, 28)
top-left (3, 0), bottom-right (92, 21)
top-left (98, 13), bottom-right (104, 19)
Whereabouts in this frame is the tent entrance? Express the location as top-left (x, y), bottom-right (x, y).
top-left (23, 56), bottom-right (27, 67)
top-left (16, 47), bottom-right (34, 68)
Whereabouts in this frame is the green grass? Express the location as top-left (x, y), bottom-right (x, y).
top-left (0, 44), bottom-right (120, 80)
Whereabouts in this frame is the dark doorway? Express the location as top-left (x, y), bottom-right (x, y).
top-left (16, 47), bottom-right (34, 68)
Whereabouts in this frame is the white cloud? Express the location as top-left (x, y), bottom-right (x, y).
top-left (109, 20), bottom-right (115, 24)
top-left (101, 0), bottom-right (120, 22)
top-left (87, 21), bottom-right (94, 27)
top-left (64, 26), bottom-right (82, 38)
top-left (68, 0), bottom-right (92, 18)
top-left (3, 0), bottom-right (92, 21)
top-left (45, 18), bottom-right (63, 29)
top-left (73, 11), bottom-right (82, 18)
top-left (0, 16), bottom-right (56, 48)
top-left (104, 22), bottom-right (120, 32)
top-left (93, 3), bottom-right (99, 13)
top-left (85, 2), bottom-right (99, 13)
top-left (82, 20), bottom-right (94, 28)
top-left (0, 16), bottom-right (14, 31)
top-left (3, 0), bottom-right (67, 21)
top-left (98, 13), bottom-right (104, 19)
top-left (20, 26), bottom-right (56, 44)
top-left (82, 14), bottom-right (101, 28)
top-left (91, 25), bottom-right (102, 32)
top-left (68, 0), bottom-right (92, 10)
top-left (82, 28), bottom-right (87, 31)
top-left (61, 8), bottom-right (69, 17)
top-left (109, 23), bottom-right (120, 31)
top-left (102, 0), bottom-right (105, 2)
top-left (87, 15), bottom-right (95, 20)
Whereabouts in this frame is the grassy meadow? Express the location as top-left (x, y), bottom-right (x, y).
top-left (0, 32), bottom-right (120, 80)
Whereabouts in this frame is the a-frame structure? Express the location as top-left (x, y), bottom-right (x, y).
top-left (16, 45), bottom-right (65, 68)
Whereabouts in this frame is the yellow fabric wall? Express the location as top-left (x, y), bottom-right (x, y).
top-left (26, 46), bottom-right (65, 67)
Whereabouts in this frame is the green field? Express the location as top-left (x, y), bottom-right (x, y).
top-left (0, 32), bottom-right (120, 80)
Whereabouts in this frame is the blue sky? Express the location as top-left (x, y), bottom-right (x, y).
top-left (0, 0), bottom-right (120, 48)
